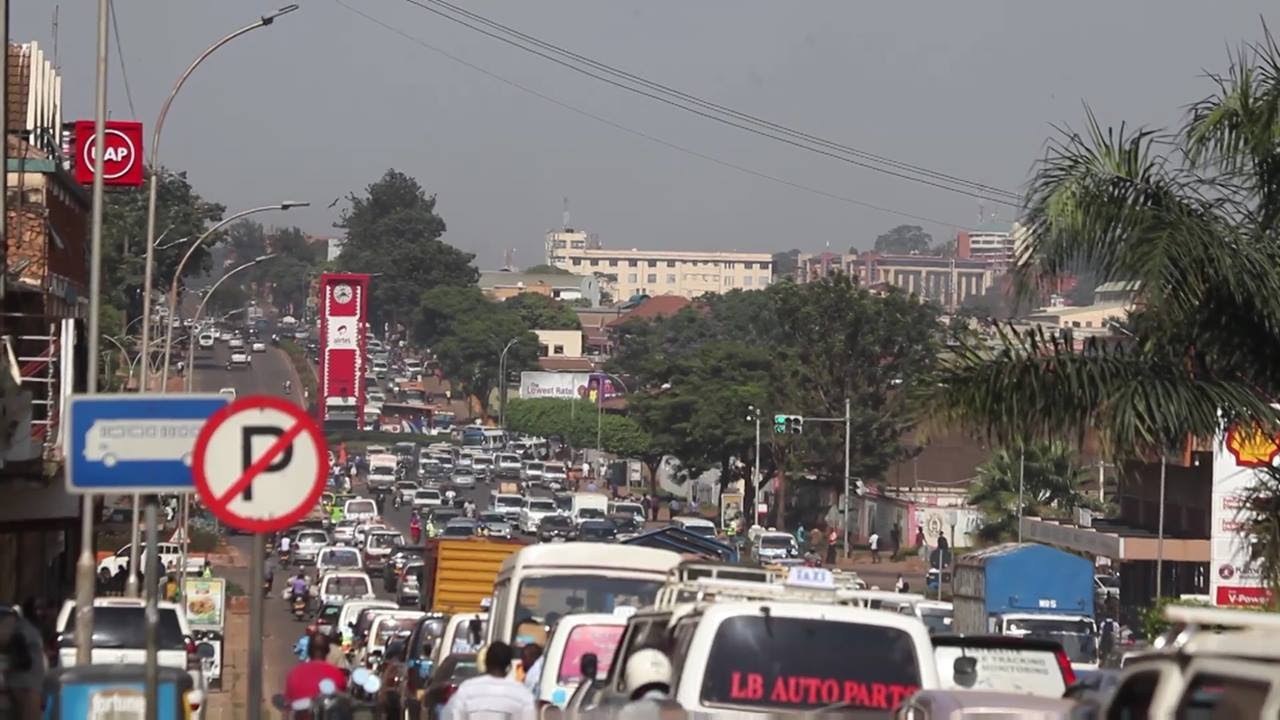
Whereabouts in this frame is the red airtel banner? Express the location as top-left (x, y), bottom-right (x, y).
top-left (318, 273), bottom-right (369, 430)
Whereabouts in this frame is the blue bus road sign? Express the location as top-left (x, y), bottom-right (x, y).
top-left (66, 393), bottom-right (230, 493)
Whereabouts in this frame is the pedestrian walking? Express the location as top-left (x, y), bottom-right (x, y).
top-left (641, 494), bottom-right (653, 522)
top-left (868, 531), bottom-right (881, 563)
top-left (890, 522), bottom-right (902, 560)
top-left (915, 526), bottom-right (927, 560)
top-left (441, 641), bottom-right (535, 720)
top-left (826, 526), bottom-right (838, 565)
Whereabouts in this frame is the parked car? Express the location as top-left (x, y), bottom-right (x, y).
top-left (476, 512), bottom-right (512, 539)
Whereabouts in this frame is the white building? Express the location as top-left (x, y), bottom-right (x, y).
top-left (550, 246), bottom-right (774, 300)
top-left (956, 221), bottom-right (1028, 269)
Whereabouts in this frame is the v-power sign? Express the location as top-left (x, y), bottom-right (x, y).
top-left (192, 396), bottom-right (329, 533)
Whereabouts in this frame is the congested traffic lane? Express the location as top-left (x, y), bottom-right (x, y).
top-left (191, 339), bottom-right (297, 398)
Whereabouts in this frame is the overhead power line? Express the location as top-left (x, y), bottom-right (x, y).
top-left (399, 0), bottom-right (1023, 208)
top-left (108, 0), bottom-right (137, 118)
top-left (336, 0), bottom-right (973, 229)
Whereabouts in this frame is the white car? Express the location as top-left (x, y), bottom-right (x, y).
top-left (250, 341), bottom-right (266, 353)
top-left (541, 463), bottom-right (568, 490)
top-left (412, 488), bottom-right (443, 510)
top-left (228, 351), bottom-right (250, 368)
top-left (228, 336), bottom-right (245, 350)
top-left (315, 545), bottom-right (363, 575)
top-left (343, 498), bottom-right (378, 523)
top-left (331, 520), bottom-right (359, 545)
top-left (395, 481), bottom-right (420, 505)
top-left (218, 387), bottom-right (237, 400)
top-left (198, 332), bottom-right (215, 349)
top-left (317, 571), bottom-right (376, 606)
top-left (56, 598), bottom-right (208, 717)
top-left (519, 497), bottom-right (559, 534)
top-left (368, 390), bottom-right (387, 405)
top-left (450, 469), bottom-right (477, 489)
top-left (372, 360), bottom-right (389, 378)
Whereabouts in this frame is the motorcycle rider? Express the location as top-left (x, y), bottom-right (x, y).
top-left (284, 633), bottom-right (348, 707)
top-left (289, 571), bottom-right (309, 606)
top-left (282, 379), bottom-right (293, 394)
top-left (409, 512), bottom-right (422, 545)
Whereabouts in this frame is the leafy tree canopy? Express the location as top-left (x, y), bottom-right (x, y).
top-left (336, 169), bottom-right (477, 328)
top-left (867, 224), bottom-right (933, 255)
top-left (968, 442), bottom-right (1095, 542)
top-left (502, 292), bottom-right (581, 331)
top-left (504, 398), bottom-right (650, 456)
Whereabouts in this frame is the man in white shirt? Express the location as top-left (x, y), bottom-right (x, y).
top-left (442, 641), bottom-right (535, 720)
top-left (868, 531), bottom-right (881, 564)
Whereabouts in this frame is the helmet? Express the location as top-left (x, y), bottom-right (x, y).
top-left (624, 648), bottom-right (672, 695)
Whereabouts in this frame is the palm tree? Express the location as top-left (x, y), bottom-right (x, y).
top-left (925, 27), bottom-right (1280, 591)
top-left (928, 29), bottom-right (1280, 455)
top-left (969, 442), bottom-right (1094, 542)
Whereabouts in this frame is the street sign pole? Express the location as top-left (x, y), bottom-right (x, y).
top-left (248, 532), bottom-right (265, 720)
top-left (144, 499), bottom-right (160, 720)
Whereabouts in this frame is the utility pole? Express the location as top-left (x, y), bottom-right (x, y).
top-left (1156, 454), bottom-right (1167, 600)
top-left (746, 406), bottom-right (762, 529)
top-left (843, 397), bottom-right (851, 558)
top-left (1016, 449), bottom-right (1026, 542)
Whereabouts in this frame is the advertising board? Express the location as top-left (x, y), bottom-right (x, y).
top-left (318, 273), bottom-right (369, 431)
top-left (1210, 425), bottom-right (1275, 607)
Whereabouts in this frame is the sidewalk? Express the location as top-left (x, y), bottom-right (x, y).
top-left (202, 543), bottom-right (250, 719)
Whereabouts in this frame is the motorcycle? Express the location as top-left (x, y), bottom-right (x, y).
top-left (283, 381), bottom-right (293, 395)
top-left (262, 578), bottom-right (273, 598)
top-left (393, 494), bottom-right (403, 510)
top-left (292, 593), bottom-right (308, 621)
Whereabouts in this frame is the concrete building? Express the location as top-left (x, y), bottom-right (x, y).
top-left (1, 42), bottom-right (85, 605)
top-left (479, 270), bottom-right (602, 306)
top-left (550, 246), bottom-right (774, 300)
top-left (534, 329), bottom-right (584, 359)
top-left (795, 251), bottom-right (997, 311)
top-left (954, 221), bottom-right (1026, 269)
top-left (544, 227), bottom-right (599, 263)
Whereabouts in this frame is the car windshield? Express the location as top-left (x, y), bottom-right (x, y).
top-left (298, 532), bottom-right (329, 545)
top-left (447, 658), bottom-right (481, 682)
top-left (918, 608), bottom-right (953, 635)
top-left (612, 504), bottom-right (642, 517)
top-left (442, 525), bottom-right (474, 538)
top-left (542, 516), bottom-right (573, 529)
top-left (347, 500), bottom-right (375, 515)
top-left (683, 523), bottom-right (716, 537)
top-left (933, 644), bottom-right (1067, 696)
top-left (374, 617), bottom-right (420, 646)
top-left (320, 550), bottom-right (361, 568)
top-left (416, 490), bottom-right (440, 499)
top-left (526, 463), bottom-right (544, 473)
top-left (318, 605), bottom-right (342, 624)
top-left (61, 607), bottom-right (187, 650)
top-left (1096, 575), bottom-right (1119, 589)
top-left (397, 482), bottom-right (417, 491)
top-left (554, 496), bottom-right (572, 513)
top-left (760, 535), bottom-right (794, 549)
top-left (480, 513), bottom-right (506, 524)
top-left (1004, 618), bottom-right (1097, 665)
top-left (432, 511), bottom-right (461, 525)
top-left (578, 508), bottom-right (605, 520)
top-left (514, 575), bottom-right (662, 633)
top-left (369, 533), bottom-right (402, 549)
top-left (324, 577), bottom-right (371, 597)
top-left (496, 496), bottom-right (523, 508)
top-left (528, 500), bottom-right (556, 512)
top-left (701, 616), bottom-right (922, 714)
top-left (580, 523), bottom-right (616, 539)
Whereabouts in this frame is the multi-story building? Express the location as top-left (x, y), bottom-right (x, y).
top-left (544, 227), bottom-right (598, 264)
top-left (1, 41), bottom-right (86, 606)
top-left (954, 221), bottom-right (1025, 269)
top-left (550, 246), bottom-right (774, 300)
top-left (794, 251), bottom-right (996, 311)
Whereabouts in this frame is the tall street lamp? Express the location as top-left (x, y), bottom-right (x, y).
top-left (497, 338), bottom-right (520, 430)
top-left (137, 4), bottom-right (300, 397)
top-left (159, 202), bottom-right (307, 389)
top-left (595, 372), bottom-right (630, 456)
top-left (185, 254), bottom-right (277, 392)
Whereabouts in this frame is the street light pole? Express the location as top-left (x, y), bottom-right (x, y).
top-left (497, 338), bottom-right (519, 430)
top-left (75, 0), bottom-right (111, 665)
top-left (185, 255), bottom-right (277, 392)
top-left (160, 202), bottom-right (306, 389)
top-left (746, 406), bottom-right (762, 529)
top-left (1016, 448), bottom-right (1026, 542)
top-left (843, 397), bottom-right (851, 558)
top-left (137, 4), bottom-right (299, 394)
top-left (1156, 454), bottom-right (1167, 600)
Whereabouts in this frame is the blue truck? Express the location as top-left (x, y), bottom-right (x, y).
top-left (951, 542), bottom-right (1099, 669)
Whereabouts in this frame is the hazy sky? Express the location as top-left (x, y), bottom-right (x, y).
top-left (15, 1), bottom-right (1277, 267)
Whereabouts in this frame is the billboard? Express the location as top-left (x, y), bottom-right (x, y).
top-left (73, 120), bottom-right (145, 186)
top-left (519, 372), bottom-right (625, 403)
top-left (318, 273), bottom-right (369, 430)
top-left (1210, 425), bottom-right (1274, 607)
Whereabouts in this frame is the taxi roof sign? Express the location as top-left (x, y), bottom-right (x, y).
top-left (786, 566), bottom-right (835, 590)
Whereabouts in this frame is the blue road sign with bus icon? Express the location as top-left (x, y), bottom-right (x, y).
top-left (67, 393), bottom-right (229, 493)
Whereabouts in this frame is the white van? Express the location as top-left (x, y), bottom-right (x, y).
top-left (570, 492), bottom-right (609, 526)
top-left (672, 516), bottom-right (718, 538)
top-left (537, 613), bottom-right (629, 709)
top-left (366, 452), bottom-right (398, 492)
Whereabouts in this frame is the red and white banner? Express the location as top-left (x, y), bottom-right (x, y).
top-left (1210, 425), bottom-right (1276, 608)
top-left (317, 273), bottom-right (369, 429)
top-left (73, 120), bottom-right (145, 187)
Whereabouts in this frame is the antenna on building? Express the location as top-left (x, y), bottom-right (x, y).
top-left (51, 6), bottom-right (60, 69)
top-left (977, 201), bottom-right (985, 225)
top-left (562, 197), bottom-right (571, 231)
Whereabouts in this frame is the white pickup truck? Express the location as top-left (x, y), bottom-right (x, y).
top-left (96, 542), bottom-right (208, 578)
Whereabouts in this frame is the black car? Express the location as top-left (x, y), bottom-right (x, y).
top-left (422, 654), bottom-right (479, 720)
top-left (538, 514), bottom-right (577, 542)
top-left (578, 519), bottom-right (618, 543)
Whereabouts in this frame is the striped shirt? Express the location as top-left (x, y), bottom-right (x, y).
top-left (441, 673), bottom-right (537, 720)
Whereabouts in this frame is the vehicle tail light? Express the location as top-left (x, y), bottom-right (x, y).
top-left (185, 637), bottom-right (199, 670)
top-left (1054, 647), bottom-right (1077, 686)
top-left (441, 683), bottom-right (458, 704)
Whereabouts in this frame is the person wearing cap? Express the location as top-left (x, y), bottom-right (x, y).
top-left (441, 640), bottom-right (535, 720)
top-left (618, 647), bottom-right (681, 720)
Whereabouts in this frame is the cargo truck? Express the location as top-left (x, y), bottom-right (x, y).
top-left (419, 537), bottom-right (523, 613)
top-left (951, 542), bottom-right (1099, 670)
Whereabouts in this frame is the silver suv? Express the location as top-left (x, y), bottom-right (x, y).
top-left (293, 529), bottom-right (331, 564)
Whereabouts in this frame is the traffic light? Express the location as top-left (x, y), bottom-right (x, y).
top-left (772, 414), bottom-right (804, 434)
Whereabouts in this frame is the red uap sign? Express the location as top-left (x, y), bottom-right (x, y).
top-left (73, 120), bottom-right (145, 187)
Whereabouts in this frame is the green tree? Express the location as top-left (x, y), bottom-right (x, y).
top-left (968, 442), bottom-right (1094, 542)
top-left (433, 313), bottom-right (539, 417)
top-left (101, 169), bottom-right (225, 316)
top-left (336, 169), bottom-right (477, 328)
top-left (923, 30), bottom-right (1280, 591)
top-left (502, 292), bottom-right (581, 331)
top-left (597, 413), bottom-right (651, 457)
top-left (226, 219), bottom-right (267, 263)
top-left (866, 224), bottom-right (933, 255)
top-left (771, 249), bottom-right (800, 279)
top-left (416, 286), bottom-right (491, 347)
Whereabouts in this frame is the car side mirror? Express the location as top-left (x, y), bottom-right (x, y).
top-left (580, 652), bottom-right (599, 681)
top-left (952, 656), bottom-right (978, 688)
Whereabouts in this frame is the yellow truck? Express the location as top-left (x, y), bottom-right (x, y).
top-left (421, 537), bottom-right (523, 613)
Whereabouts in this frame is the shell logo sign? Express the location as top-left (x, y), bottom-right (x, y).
top-left (1225, 425), bottom-right (1280, 468)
